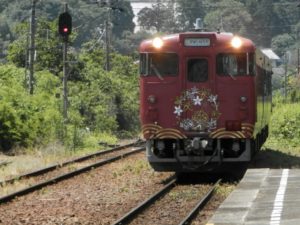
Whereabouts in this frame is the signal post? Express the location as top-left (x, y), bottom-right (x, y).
top-left (58, 4), bottom-right (72, 122)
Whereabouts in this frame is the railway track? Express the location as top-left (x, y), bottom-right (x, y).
top-left (0, 141), bottom-right (145, 204)
top-left (112, 177), bottom-right (221, 225)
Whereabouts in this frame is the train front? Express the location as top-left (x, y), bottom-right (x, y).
top-left (139, 32), bottom-right (256, 172)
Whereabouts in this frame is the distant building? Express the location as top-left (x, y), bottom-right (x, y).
top-left (261, 48), bottom-right (281, 68)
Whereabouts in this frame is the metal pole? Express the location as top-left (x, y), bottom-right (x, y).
top-left (105, 0), bottom-right (111, 71)
top-left (284, 53), bottom-right (287, 102)
top-left (29, 0), bottom-right (37, 94)
top-left (63, 3), bottom-right (68, 121)
top-left (297, 47), bottom-right (300, 76)
top-left (24, 26), bottom-right (30, 87)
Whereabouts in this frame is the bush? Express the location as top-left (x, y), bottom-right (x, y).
top-left (0, 48), bottom-right (140, 152)
top-left (268, 103), bottom-right (300, 147)
top-left (0, 65), bottom-right (62, 150)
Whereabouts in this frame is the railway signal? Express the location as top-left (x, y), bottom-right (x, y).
top-left (58, 12), bottom-right (72, 38)
top-left (58, 4), bottom-right (71, 122)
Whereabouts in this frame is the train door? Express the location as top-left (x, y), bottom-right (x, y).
top-left (178, 56), bottom-right (216, 132)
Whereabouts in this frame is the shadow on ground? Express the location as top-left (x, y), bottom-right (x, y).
top-left (249, 148), bottom-right (300, 169)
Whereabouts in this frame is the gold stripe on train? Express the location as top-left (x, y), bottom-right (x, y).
top-left (155, 129), bottom-right (187, 139)
top-left (211, 131), bottom-right (245, 138)
top-left (142, 124), bottom-right (187, 139)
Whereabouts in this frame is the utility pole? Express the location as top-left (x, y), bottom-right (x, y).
top-left (105, 0), bottom-right (111, 71)
top-left (88, 0), bottom-right (122, 71)
top-left (297, 47), bottom-right (300, 76)
top-left (24, 25), bottom-right (30, 87)
top-left (297, 3), bottom-right (300, 76)
top-left (29, 0), bottom-right (37, 95)
top-left (284, 53), bottom-right (288, 102)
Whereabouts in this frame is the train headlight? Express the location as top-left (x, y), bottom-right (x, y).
top-left (231, 36), bottom-right (242, 48)
top-left (152, 37), bottom-right (163, 49)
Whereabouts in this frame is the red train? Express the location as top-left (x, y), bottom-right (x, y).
top-left (139, 31), bottom-right (272, 172)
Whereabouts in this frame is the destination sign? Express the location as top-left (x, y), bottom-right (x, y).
top-left (184, 38), bottom-right (210, 47)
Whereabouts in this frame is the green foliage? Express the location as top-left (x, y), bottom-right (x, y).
top-left (0, 0), bottom-right (136, 59)
top-left (113, 31), bottom-right (151, 55)
top-left (137, 3), bottom-right (174, 32)
top-left (0, 65), bottom-right (63, 151)
top-left (204, 0), bottom-right (252, 35)
top-left (111, 0), bottom-right (135, 36)
top-left (271, 34), bottom-right (294, 57)
top-left (7, 18), bottom-right (76, 75)
top-left (175, 0), bottom-right (206, 31)
top-left (70, 48), bottom-right (140, 135)
top-left (268, 101), bottom-right (300, 148)
top-left (0, 55), bottom-right (139, 152)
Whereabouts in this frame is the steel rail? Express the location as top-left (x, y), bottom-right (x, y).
top-left (111, 177), bottom-right (177, 225)
top-left (0, 147), bottom-right (144, 204)
top-left (178, 179), bottom-right (222, 225)
top-left (0, 141), bottom-right (144, 187)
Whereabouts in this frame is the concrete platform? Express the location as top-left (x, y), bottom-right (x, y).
top-left (207, 169), bottom-right (300, 225)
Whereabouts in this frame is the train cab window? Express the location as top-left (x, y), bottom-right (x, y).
top-left (217, 53), bottom-right (254, 77)
top-left (187, 59), bottom-right (208, 82)
top-left (140, 53), bottom-right (178, 77)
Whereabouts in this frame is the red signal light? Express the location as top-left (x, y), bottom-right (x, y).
top-left (58, 12), bottom-right (72, 37)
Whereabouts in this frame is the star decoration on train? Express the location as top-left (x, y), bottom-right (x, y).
top-left (193, 96), bottom-right (203, 106)
top-left (174, 105), bottom-right (183, 116)
top-left (191, 86), bottom-right (199, 94)
top-left (208, 95), bottom-right (218, 109)
top-left (207, 119), bottom-right (217, 130)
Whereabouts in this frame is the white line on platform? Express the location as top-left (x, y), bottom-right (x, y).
top-left (270, 169), bottom-right (289, 225)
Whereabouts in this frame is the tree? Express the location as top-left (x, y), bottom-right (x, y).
top-left (204, 0), bottom-right (252, 35)
top-left (175, 0), bottom-right (206, 31)
top-left (271, 33), bottom-right (294, 57)
top-left (111, 0), bottom-right (135, 37)
top-left (7, 18), bottom-right (72, 75)
top-left (137, 2), bottom-right (170, 32)
top-left (244, 0), bottom-right (279, 47)
top-left (113, 30), bottom-right (151, 55)
top-left (0, 0), bottom-right (136, 57)
top-left (0, 65), bottom-right (62, 151)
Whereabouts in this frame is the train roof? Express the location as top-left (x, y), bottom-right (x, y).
top-left (139, 32), bottom-right (255, 52)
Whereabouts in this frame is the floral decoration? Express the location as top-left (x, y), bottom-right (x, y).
top-left (173, 87), bottom-right (221, 131)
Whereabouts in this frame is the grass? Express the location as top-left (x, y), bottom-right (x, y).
top-left (112, 159), bottom-right (151, 178)
top-left (250, 101), bottom-right (300, 169)
top-left (0, 136), bottom-right (135, 182)
top-left (215, 183), bottom-right (236, 197)
top-left (168, 186), bottom-right (204, 201)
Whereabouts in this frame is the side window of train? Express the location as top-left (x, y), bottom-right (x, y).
top-left (217, 53), bottom-right (254, 76)
top-left (249, 53), bottom-right (255, 75)
top-left (140, 53), bottom-right (178, 77)
top-left (140, 53), bottom-right (147, 75)
top-left (187, 59), bottom-right (208, 82)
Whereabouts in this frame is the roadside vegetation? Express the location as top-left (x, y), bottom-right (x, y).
top-left (265, 94), bottom-right (300, 156)
top-left (0, 52), bottom-right (139, 153)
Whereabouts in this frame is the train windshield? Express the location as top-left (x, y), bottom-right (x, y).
top-left (140, 53), bottom-right (178, 77)
top-left (216, 53), bottom-right (254, 77)
top-left (187, 58), bottom-right (208, 82)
